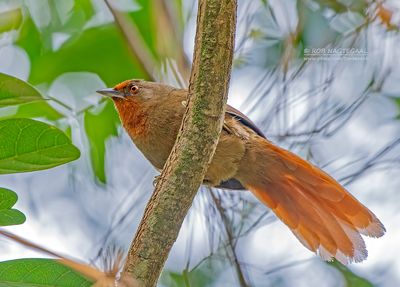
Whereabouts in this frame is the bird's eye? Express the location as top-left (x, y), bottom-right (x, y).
top-left (130, 84), bottom-right (139, 94)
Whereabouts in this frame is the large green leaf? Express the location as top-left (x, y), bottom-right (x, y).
top-left (0, 73), bottom-right (43, 108)
top-left (0, 188), bottom-right (25, 227)
top-left (84, 101), bottom-right (120, 183)
top-left (328, 261), bottom-right (374, 287)
top-left (0, 258), bottom-right (92, 287)
top-left (0, 118), bottom-right (80, 174)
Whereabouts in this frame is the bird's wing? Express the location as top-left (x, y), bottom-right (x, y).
top-left (216, 105), bottom-right (265, 190)
top-left (226, 105), bottom-right (265, 138)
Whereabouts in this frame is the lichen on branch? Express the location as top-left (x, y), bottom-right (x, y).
top-left (122, 1), bottom-right (238, 286)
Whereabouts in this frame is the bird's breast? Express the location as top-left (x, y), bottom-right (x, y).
top-left (129, 108), bottom-right (183, 170)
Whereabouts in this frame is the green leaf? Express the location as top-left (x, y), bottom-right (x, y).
top-left (0, 101), bottom-right (63, 123)
top-left (16, 16), bottom-right (42, 61)
top-left (0, 118), bottom-right (80, 174)
top-left (21, 24), bottom-right (150, 86)
top-left (73, 0), bottom-right (94, 20)
top-left (328, 261), bottom-right (374, 287)
top-left (312, 0), bottom-right (367, 14)
top-left (10, 101), bottom-right (63, 121)
top-left (0, 73), bottom-right (43, 108)
top-left (395, 98), bottom-right (400, 119)
top-left (0, 188), bottom-right (25, 227)
top-left (0, 258), bottom-right (92, 286)
top-left (84, 101), bottom-right (120, 183)
top-left (0, 8), bottom-right (23, 33)
top-left (161, 260), bottom-right (220, 287)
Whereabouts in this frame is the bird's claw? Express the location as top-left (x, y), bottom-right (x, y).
top-left (153, 175), bottom-right (160, 187)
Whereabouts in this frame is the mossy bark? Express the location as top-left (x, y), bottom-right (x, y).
top-left (122, 0), bottom-right (237, 286)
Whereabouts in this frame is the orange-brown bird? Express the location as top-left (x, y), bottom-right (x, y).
top-left (97, 80), bottom-right (385, 264)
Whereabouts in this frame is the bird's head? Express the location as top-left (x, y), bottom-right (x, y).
top-left (96, 79), bottom-right (180, 137)
top-left (96, 80), bottom-right (176, 103)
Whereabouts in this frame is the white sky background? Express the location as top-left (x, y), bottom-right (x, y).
top-left (1, 0), bottom-right (400, 286)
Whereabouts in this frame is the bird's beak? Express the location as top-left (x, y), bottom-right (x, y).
top-left (96, 88), bottom-right (125, 99)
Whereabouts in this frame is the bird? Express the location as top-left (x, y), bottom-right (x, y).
top-left (97, 80), bottom-right (385, 264)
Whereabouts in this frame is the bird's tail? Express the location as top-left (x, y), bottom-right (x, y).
top-left (237, 138), bottom-right (385, 264)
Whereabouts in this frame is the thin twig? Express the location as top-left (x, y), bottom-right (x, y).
top-left (209, 189), bottom-right (250, 287)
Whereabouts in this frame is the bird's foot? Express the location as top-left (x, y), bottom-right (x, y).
top-left (153, 175), bottom-right (160, 187)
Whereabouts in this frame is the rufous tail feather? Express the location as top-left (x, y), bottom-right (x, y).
top-left (238, 138), bottom-right (385, 264)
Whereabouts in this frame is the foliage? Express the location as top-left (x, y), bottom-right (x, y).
top-left (329, 261), bottom-right (374, 287)
top-left (161, 259), bottom-right (223, 287)
top-left (1, 0), bottom-right (185, 184)
top-left (0, 188), bottom-right (25, 227)
top-left (0, 59), bottom-right (81, 284)
top-left (84, 101), bottom-right (120, 183)
top-left (0, 8), bottom-right (22, 33)
top-left (0, 72), bottom-right (79, 229)
top-left (396, 98), bottom-right (400, 119)
top-left (0, 258), bottom-right (92, 287)
top-left (9, 5), bottom-right (150, 183)
top-left (0, 73), bottom-right (43, 107)
top-left (0, 118), bottom-right (80, 174)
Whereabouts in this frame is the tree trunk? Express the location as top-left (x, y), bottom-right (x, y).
top-left (122, 0), bottom-right (237, 286)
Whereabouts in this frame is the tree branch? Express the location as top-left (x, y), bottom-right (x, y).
top-left (122, 0), bottom-right (237, 286)
top-left (209, 189), bottom-right (250, 287)
top-left (105, 0), bottom-right (157, 81)
top-left (153, 0), bottom-right (191, 81)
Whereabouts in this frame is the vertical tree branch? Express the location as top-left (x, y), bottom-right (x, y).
top-left (122, 0), bottom-right (237, 286)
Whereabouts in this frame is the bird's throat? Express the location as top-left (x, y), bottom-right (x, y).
top-left (114, 100), bottom-right (148, 139)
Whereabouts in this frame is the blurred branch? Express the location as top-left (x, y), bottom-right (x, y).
top-left (264, 258), bottom-right (311, 275)
top-left (44, 97), bottom-right (73, 113)
top-left (154, 0), bottom-right (191, 81)
top-left (274, 85), bottom-right (371, 139)
top-left (105, 0), bottom-right (156, 81)
top-left (341, 137), bottom-right (400, 185)
top-left (122, 1), bottom-right (237, 286)
top-left (209, 189), bottom-right (250, 287)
